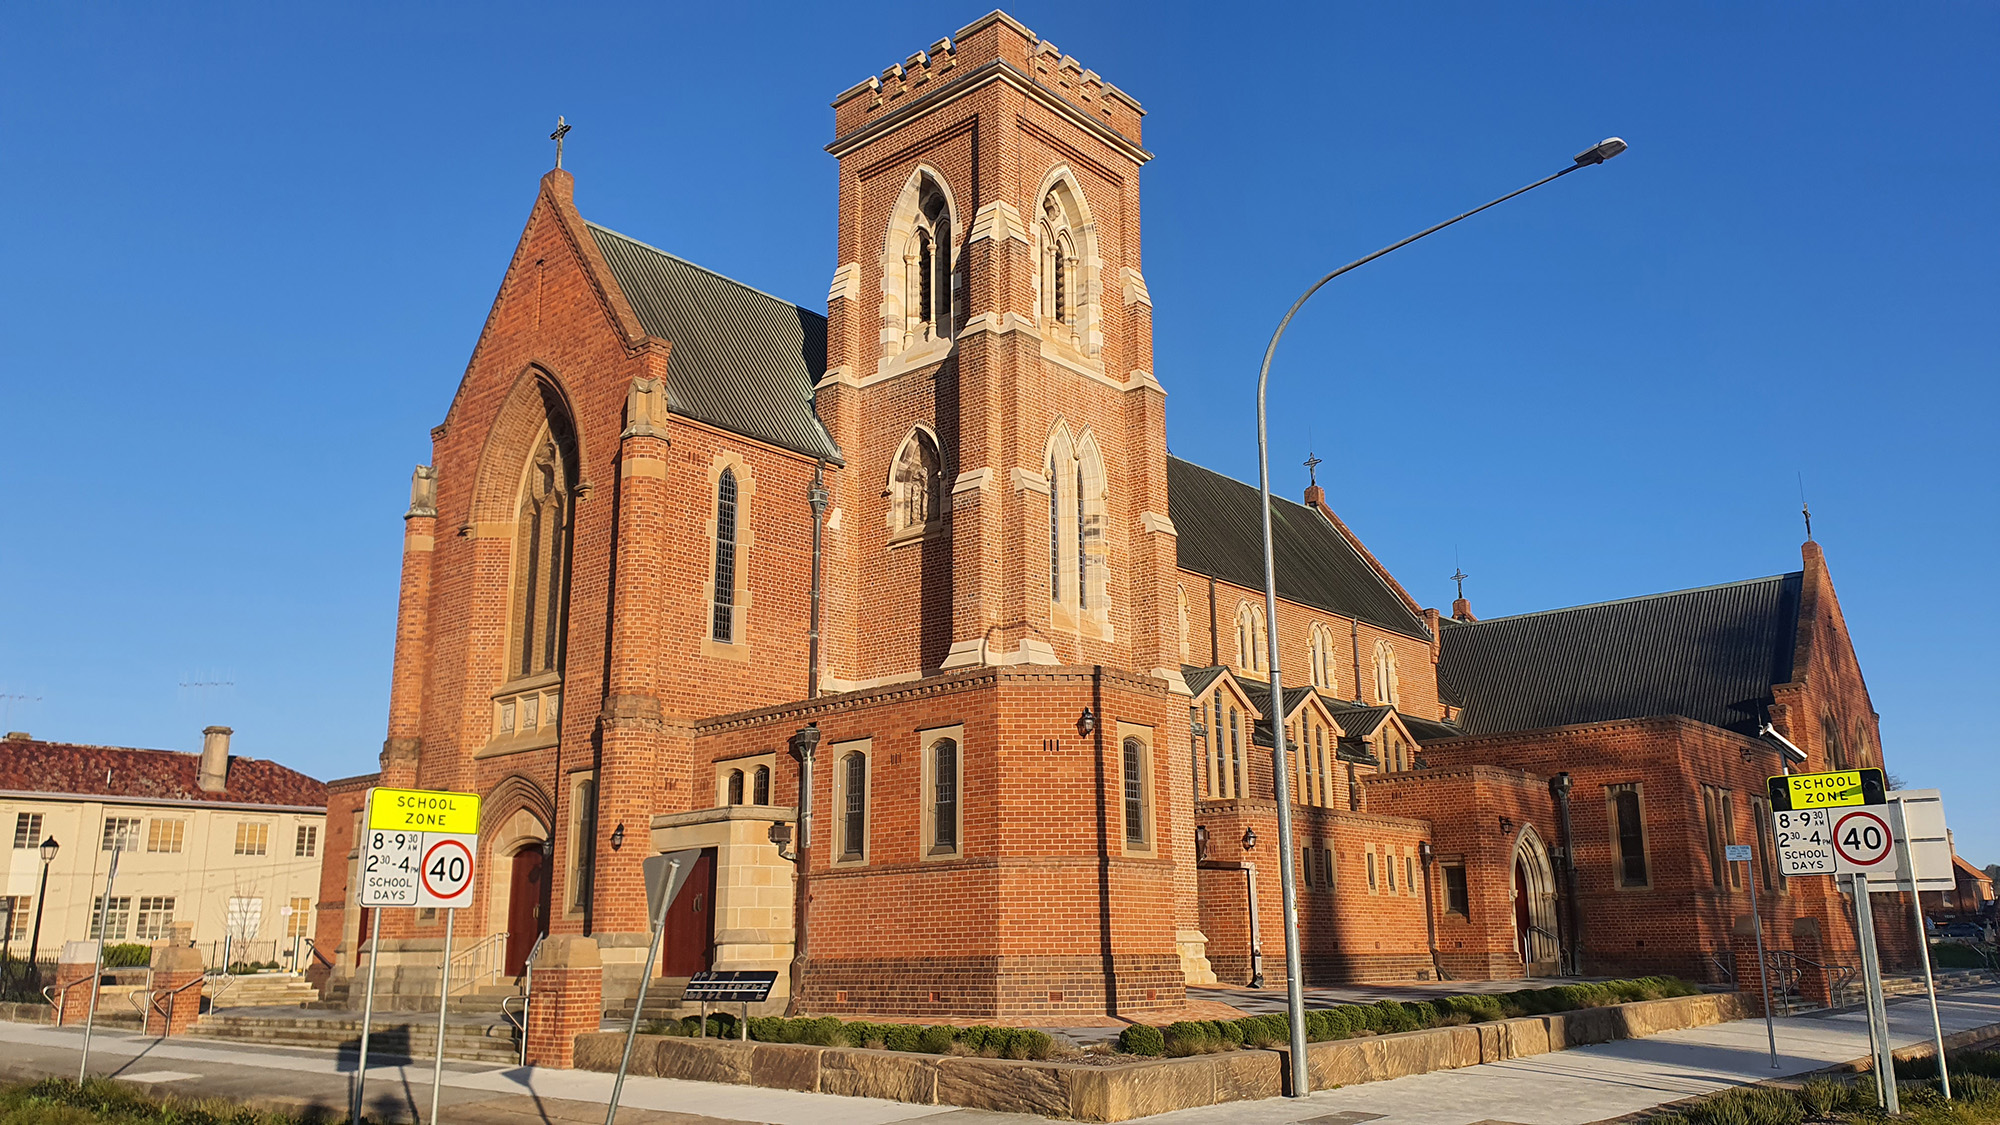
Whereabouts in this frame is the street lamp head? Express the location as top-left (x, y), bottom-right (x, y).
top-left (1574, 137), bottom-right (1628, 166)
top-left (39, 837), bottom-right (58, 864)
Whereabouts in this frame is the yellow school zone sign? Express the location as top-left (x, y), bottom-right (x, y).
top-left (1767, 767), bottom-right (1886, 812)
top-left (367, 787), bottom-right (481, 834)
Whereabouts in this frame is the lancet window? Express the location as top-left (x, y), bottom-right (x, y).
top-left (890, 429), bottom-right (943, 533)
top-left (511, 430), bottom-right (573, 679)
top-left (1045, 424), bottom-right (1106, 616)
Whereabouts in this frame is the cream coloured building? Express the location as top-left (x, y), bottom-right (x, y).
top-left (1, 727), bottom-right (327, 967)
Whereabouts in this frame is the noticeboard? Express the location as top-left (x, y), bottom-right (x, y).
top-left (1767, 768), bottom-right (1885, 812)
top-left (682, 971), bottom-right (779, 1003)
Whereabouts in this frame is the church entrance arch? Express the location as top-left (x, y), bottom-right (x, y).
top-left (504, 845), bottom-right (550, 976)
top-left (1509, 825), bottom-right (1560, 977)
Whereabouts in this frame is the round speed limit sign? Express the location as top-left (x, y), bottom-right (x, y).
top-left (1831, 808), bottom-right (1893, 870)
top-left (421, 837), bottom-right (476, 904)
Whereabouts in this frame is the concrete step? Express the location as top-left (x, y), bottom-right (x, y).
top-left (188, 1014), bottom-right (521, 1065)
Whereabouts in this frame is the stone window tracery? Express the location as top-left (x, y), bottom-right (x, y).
top-left (1035, 174), bottom-right (1096, 355)
top-left (1309, 623), bottom-right (1337, 691)
top-left (712, 469), bottom-right (739, 643)
top-left (512, 432), bottom-right (573, 679)
top-left (1371, 640), bottom-right (1399, 707)
top-left (1045, 422), bottom-right (1107, 619)
top-left (1234, 603), bottom-right (1267, 673)
top-left (890, 428), bottom-right (943, 534)
top-left (903, 178), bottom-right (952, 348)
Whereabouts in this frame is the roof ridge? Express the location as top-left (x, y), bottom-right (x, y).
top-left (585, 221), bottom-right (824, 322)
top-left (1453, 572), bottom-right (1804, 628)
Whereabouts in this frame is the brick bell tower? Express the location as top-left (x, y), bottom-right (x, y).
top-left (816, 12), bottom-right (1184, 694)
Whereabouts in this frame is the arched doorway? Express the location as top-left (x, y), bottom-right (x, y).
top-left (504, 843), bottom-right (550, 976)
top-left (1509, 826), bottom-right (1561, 977)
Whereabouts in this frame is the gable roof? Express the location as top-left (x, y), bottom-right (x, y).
top-left (0, 738), bottom-right (328, 810)
top-left (1438, 573), bottom-right (1803, 738)
top-left (587, 223), bottom-right (843, 464)
top-left (1168, 458), bottom-right (1430, 640)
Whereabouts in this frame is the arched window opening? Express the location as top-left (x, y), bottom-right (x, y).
top-left (891, 429), bottom-right (942, 533)
top-left (752, 766), bottom-right (771, 806)
top-left (1037, 178), bottom-right (1093, 353)
top-left (726, 770), bottom-right (745, 806)
top-left (1048, 450), bottom-right (1061, 599)
top-left (1372, 641), bottom-right (1399, 707)
top-left (1045, 424), bottom-right (1107, 618)
top-left (931, 738), bottom-right (959, 854)
top-left (1122, 737), bottom-right (1148, 847)
top-left (1613, 787), bottom-right (1647, 886)
top-left (903, 178), bottom-right (952, 347)
top-left (712, 469), bottom-right (739, 642)
top-left (1076, 460), bottom-right (1088, 609)
top-left (1822, 714), bottom-right (1846, 769)
top-left (1228, 707), bottom-right (1244, 798)
top-left (512, 431), bottom-right (574, 679)
top-left (841, 752), bottom-right (866, 860)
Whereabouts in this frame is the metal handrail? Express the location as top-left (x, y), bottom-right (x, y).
top-left (1706, 949), bottom-right (1735, 983)
top-left (201, 969), bottom-right (241, 1007)
top-left (500, 934), bottom-right (547, 1067)
top-left (139, 973), bottom-right (207, 1034)
top-left (43, 972), bottom-right (104, 1027)
top-left (1785, 952), bottom-right (1858, 1010)
top-left (447, 932), bottom-right (508, 995)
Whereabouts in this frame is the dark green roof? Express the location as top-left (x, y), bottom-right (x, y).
top-left (1168, 458), bottom-right (1429, 640)
top-left (588, 223), bottom-right (842, 464)
top-left (1437, 573), bottom-right (1803, 738)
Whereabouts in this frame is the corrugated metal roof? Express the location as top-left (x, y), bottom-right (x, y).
top-left (1437, 573), bottom-right (1803, 738)
top-left (1168, 458), bottom-right (1430, 640)
top-left (1183, 665), bottom-right (1229, 700)
top-left (587, 224), bottom-right (843, 464)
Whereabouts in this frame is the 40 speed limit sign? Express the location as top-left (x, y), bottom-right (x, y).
top-left (1830, 806), bottom-right (1902, 879)
top-left (358, 787), bottom-right (481, 909)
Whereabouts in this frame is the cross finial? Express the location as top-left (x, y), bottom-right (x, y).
top-left (550, 116), bottom-right (572, 169)
top-left (1798, 472), bottom-right (1813, 541)
top-left (1451, 567), bottom-right (1470, 600)
top-left (1303, 451), bottom-right (1322, 487)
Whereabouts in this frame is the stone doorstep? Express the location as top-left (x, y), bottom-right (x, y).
top-left (570, 992), bottom-right (1761, 1123)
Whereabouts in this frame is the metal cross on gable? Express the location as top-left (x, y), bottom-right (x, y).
top-left (550, 116), bottom-right (572, 169)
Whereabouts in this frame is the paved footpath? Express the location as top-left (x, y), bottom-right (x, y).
top-left (2, 987), bottom-right (1996, 1125)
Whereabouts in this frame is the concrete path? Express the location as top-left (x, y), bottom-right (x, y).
top-left (1, 987), bottom-right (1995, 1125)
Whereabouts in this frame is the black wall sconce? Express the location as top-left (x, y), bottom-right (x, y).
top-left (610, 823), bottom-right (626, 851)
top-left (1077, 707), bottom-right (1097, 736)
top-left (1194, 824), bottom-right (1211, 861)
top-left (1241, 826), bottom-right (1258, 851)
top-left (1497, 816), bottom-right (1513, 835)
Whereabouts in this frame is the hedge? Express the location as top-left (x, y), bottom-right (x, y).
top-left (640, 1013), bottom-right (1056, 1059)
top-left (1116, 975), bottom-right (1698, 1056)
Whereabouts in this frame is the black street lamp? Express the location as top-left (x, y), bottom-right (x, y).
top-left (28, 837), bottom-right (57, 991)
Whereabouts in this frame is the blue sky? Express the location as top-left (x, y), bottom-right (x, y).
top-left (1, 4), bottom-right (1993, 859)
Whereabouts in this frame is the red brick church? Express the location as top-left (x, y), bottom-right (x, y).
top-left (313, 11), bottom-right (1911, 1024)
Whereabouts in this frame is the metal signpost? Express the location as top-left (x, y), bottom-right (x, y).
top-left (606, 850), bottom-right (701, 1125)
top-left (78, 846), bottom-right (120, 1082)
top-left (1886, 791), bottom-right (1955, 1099)
top-left (1726, 842), bottom-right (1779, 1068)
top-left (351, 787), bottom-right (481, 1125)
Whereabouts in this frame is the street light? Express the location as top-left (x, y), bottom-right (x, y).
top-left (28, 837), bottom-right (57, 992)
top-left (1253, 139), bottom-right (1626, 1097)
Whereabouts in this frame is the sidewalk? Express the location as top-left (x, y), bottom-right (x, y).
top-left (1, 987), bottom-right (1995, 1125)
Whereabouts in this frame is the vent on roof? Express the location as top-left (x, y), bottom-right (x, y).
top-left (3, 732), bottom-right (28, 741)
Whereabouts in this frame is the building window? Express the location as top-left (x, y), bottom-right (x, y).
top-left (511, 430), bottom-right (573, 678)
top-left (905, 176), bottom-right (953, 345)
top-left (1234, 603), bottom-right (1265, 672)
top-left (1347, 763), bottom-right (1362, 812)
top-left (147, 819), bottom-right (185, 854)
top-left (295, 824), bottom-right (317, 858)
top-left (1228, 707), bottom-right (1244, 798)
top-left (753, 766), bottom-right (771, 806)
top-left (4, 896), bottom-right (29, 941)
top-left (1387, 849), bottom-right (1398, 893)
top-left (1608, 784), bottom-right (1649, 888)
top-left (1045, 423), bottom-right (1106, 616)
top-left (1366, 849), bottom-right (1379, 892)
top-left (287, 897), bottom-right (312, 939)
top-left (1178, 584), bottom-right (1191, 663)
top-left (1702, 785), bottom-right (1739, 889)
top-left (1443, 865), bottom-right (1470, 916)
top-left (233, 822), bottom-right (269, 856)
top-left (135, 896), bottom-right (176, 940)
top-left (929, 738), bottom-right (959, 855)
top-left (726, 769), bottom-right (745, 806)
top-left (840, 751), bottom-right (868, 861)
top-left (1119, 732), bottom-right (1154, 851)
top-left (1752, 796), bottom-right (1783, 892)
top-left (1372, 641), bottom-right (1399, 707)
top-left (13, 813), bottom-right (43, 849)
top-left (91, 896), bottom-right (132, 940)
top-left (1309, 623), bottom-right (1337, 690)
top-left (1405, 854), bottom-right (1416, 895)
top-left (1036, 176), bottom-right (1094, 354)
top-left (101, 817), bottom-right (141, 852)
top-left (570, 776), bottom-right (597, 911)
top-left (712, 468), bottom-right (739, 642)
top-left (890, 429), bottom-right (943, 534)
top-left (225, 896), bottom-right (263, 941)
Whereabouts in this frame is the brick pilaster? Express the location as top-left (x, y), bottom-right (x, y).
top-left (53, 949), bottom-right (97, 1026)
top-left (524, 935), bottom-right (602, 1068)
top-left (381, 465), bottom-right (437, 787)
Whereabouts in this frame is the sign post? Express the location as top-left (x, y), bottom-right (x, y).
top-left (1830, 803), bottom-right (1899, 1114)
top-left (78, 846), bottom-right (119, 1083)
top-left (605, 850), bottom-right (699, 1125)
top-left (352, 787), bottom-right (480, 1125)
top-left (1727, 842), bottom-right (1779, 1069)
top-left (1890, 791), bottom-right (1952, 1099)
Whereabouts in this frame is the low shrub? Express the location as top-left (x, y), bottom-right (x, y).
top-left (1739, 1087), bottom-right (1804, 1125)
top-left (1119, 1024), bottom-right (1165, 1056)
top-left (1799, 1077), bottom-right (1845, 1117)
top-left (915, 1024), bottom-right (954, 1055)
top-left (1684, 1090), bottom-right (1752, 1125)
top-left (101, 944), bottom-right (152, 969)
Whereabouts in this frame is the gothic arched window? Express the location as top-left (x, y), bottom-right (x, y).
top-left (712, 469), bottom-right (739, 643)
top-left (752, 765), bottom-right (771, 806)
top-left (1044, 423), bottom-right (1107, 618)
top-left (1235, 603), bottom-right (1267, 673)
top-left (1822, 714), bottom-right (1846, 769)
top-left (726, 770), bottom-right (745, 806)
top-left (512, 431), bottom-right (573, 679)
top-left (1372, 640), bottom-right (1399, 707)
top-left (1309, 624), bottom-right (1336, 690)
top-left (1037, 175), bottom-right (1094, 354)
top-left (890, 429), bottom-right (943, 533)
top-left (903, 178), bottom-right (952, 347)
top-left (929, 737), bottom-right (960, 854)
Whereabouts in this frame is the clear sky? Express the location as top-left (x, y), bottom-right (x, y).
top-left (1, 4), bottom-right (1993, 859)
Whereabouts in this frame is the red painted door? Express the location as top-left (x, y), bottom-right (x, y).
top-left (1513, 860), bottom-right (1531, 963)
top-left (505, 847), bottom-right (549, 976)
top-left (355, 907), bottom-right (371, 964)
top-left (660, 851), bottom-right (716, 978)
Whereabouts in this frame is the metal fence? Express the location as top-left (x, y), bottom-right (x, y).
top-left (198, 938), bottom-right (318, 974)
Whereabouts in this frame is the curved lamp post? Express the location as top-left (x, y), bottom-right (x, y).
top-left (1256, 138), bottom-right (1627, 1098)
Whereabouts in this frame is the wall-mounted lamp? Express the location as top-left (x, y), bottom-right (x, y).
top-left (610, 823), bottom-right (625, 851)
top-left (768, 821), bottom-right (795, 861)
top-left (541, 837), bottom-right (554, 857)
top-left (1195, 824), bottom-right (1211, 861)
top-left (1498, 816), bottom-right (1513, 835)
top-left (1419, 840), bottom-right (1434, 864)
top-left (1241, 827), bottom-right (1258, 851)
top-left (1077, 707), bottom-right (1097, 737)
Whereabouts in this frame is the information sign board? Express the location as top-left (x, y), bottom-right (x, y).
top-left (1774, 808), bottom-right (1835, 875)
top-left (358, 787), bottom-right (481, 909)
top-left (1767, 768), bottom-right (1885, 812)
top-left (1724, 844), bottom-right (1753, 862)
top-left (682, 971), bottom-right (779, 1003)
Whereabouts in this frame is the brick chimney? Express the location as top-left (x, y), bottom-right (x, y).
top-left (198, 726), bottom-right (233, 793)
